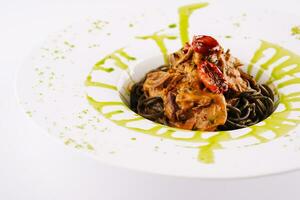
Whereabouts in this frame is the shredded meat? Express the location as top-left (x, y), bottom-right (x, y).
top-left (214, 49), bottom-right (249, 92)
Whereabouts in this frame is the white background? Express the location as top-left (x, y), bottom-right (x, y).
top-left (1, 0), bottom-right (300, 199)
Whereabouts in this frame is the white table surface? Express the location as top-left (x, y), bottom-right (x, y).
top-left (1, 0), bottom-right (300, 199)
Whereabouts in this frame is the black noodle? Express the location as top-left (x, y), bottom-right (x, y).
top-left (130, 65), bottom-right (169, 125)
top-left (219, 83), bottom-right (275, 130)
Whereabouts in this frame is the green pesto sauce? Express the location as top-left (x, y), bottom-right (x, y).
top-left (64, 41), bottom-right (75, 48)
top-left (137, 33), bottom-right (177, 64)
top-left (168, 23), bottom-right (177, 28)
top-left (85, 75), bottom-right (117, 91)
top-left (178, 3), bottom-right (209, 45)
top-left (248, 40), bottom-right (300, 85)
top-left (86, 144), bottom-right (95, 150)
top-left (64, 138), bottom-right (94, 151)
top-left (75, 124), bottom-right (86, 130)
top-left (291, 26), bottom-right (300, 35)
top-left (97, 66), bottom-right (115, 73)
top-left (93, 48), bottom-right (135, 71)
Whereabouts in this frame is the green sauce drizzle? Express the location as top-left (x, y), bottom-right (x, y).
top-left (291, 25), bottom-right (300, 38)
top-left (168, 23), bottom-right (177, 28)
top-left (248, 40), bottom-right (300, 86)
top-left (178, 3), bottom-right (209, 45)
top-left (94, 48), bottom-right (136, 71)
top-left (97, 67), bottom-right (114, 73)
top-left (85, 75), bottom-right (117, 91)
top-left (137, 32), bottom-right (177, 64)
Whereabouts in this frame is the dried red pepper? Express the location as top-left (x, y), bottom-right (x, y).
top-left (197, 60), bottom-right (228, 94)
top-left (191, 35), bottom-right (219, 55)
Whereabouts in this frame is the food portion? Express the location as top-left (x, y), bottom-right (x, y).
top-left (130, 35), bottom-right (276, 131)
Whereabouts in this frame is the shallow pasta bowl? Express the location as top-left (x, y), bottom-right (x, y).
top-left (17, 2), bottom-right (300, 178)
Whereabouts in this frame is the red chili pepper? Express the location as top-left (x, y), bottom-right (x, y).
top-left (197, 61), bottom-right (228, 94)
top-left (191, 35), bottom-right (219, 55)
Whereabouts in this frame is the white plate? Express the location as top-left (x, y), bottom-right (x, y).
top-left (17, 1), bottom-right (300, 178)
